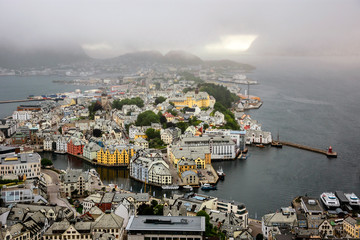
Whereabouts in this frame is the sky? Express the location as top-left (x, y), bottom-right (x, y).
top-left (0, 0), bottom-right (359, 59)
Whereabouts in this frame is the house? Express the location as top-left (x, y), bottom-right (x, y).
top-left (97, 145), bottom-right (137, 166)
top-left (261, 207), bottom-right (297, 239)
top-left (60, 169), bottom-right (91, 197)
top-left (318, 220), bottom-right (334, 238)
top-left (343, 216), bottom-right (360, 238)
top-left (160, 129), bottom-right (173, 144)
top-left (134, 137), bottom-right (149, 149)
top-left (148, 160), bottom-right (173, 185)
top-left (82, 193), bottom-right (103, 214)
top-left (169, 91), bottom-right (213, 109)
top-left (180, 170), bottom-right (199, 185)
top-left (83, 142), bottom-right (102, 160)
top-left (0, 152), bottom-right (41, 179)
top-left (67, 138), bottom-right (85, 155)
top-left (245, 129), bottom-right (272, 145)
top-left (168, 145), bottom-right (211, 169)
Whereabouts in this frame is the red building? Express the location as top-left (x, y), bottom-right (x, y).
top-left (67, 139), bottom-right (85, 155)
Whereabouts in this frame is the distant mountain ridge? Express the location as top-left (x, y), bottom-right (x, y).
top-left (0, 44), bottom-right (253, 70)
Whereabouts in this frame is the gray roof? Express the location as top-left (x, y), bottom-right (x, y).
top-left (126, 215), bottom-right (205, 232)
top-left (0, 152), bottom-right (41, 165)
top-left (92, 213), bottom-right (124, 229)
top-left (61, 169), bottom-right (90, 183)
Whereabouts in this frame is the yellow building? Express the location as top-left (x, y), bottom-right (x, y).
top-left (134, 132), bottom-right (147, 140)
top-left (169, 91), bottom-right (212, 110)
top-left (344, 216), bottom-right (360, 238)
top-left (168, 145), bottom-right (211, 171)
top-left (97, 147), bottom-right (136, 166)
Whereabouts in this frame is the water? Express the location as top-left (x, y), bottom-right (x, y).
top-left (0, 75), bottom-right (95, 118)
top-left (3, 57), bottom-right (360, 219)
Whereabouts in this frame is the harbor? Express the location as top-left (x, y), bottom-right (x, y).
top-left (279, 141), bottom-right (337, 158)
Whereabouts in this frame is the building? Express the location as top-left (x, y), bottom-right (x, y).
top-left (97, 146), bottom-right (136, 166)
top-left (12, 111), bottom-right (32, 121)
top-left (179, 135), bottom-right (236, 160)
top-left (169, 91), bottom-right (213, 109)
top-left (261, 207), bottom-right (297, 239)
top-left (0, 183), bottom-right (47, 205)
top-left (60, 169), bottom-right (91, 197)
top-left (318, 220), bottom-right (334, 238)
top-left (126, 216), bottom-right (205, 240)
top-left (134, 137), bottom-right (149, 149)
top-left (0, 152), bottom-right (41, 179)
top-left (148, 160), bottom-right (173, 185)
top-left (343, 216), bottom-right (360, 238)
top-left (180, 170), bottom-right (199, 185)
top-left (11, 132), bottom-right (27, 144)
top-left (17, 105), bottom-right (41, 112)
top-left (83, 142), bottom-right (102, 160)
top-left (168, 145), bottom-right (211, 169)
top-left (215, 199), bottom-right (249, 228)
top-left (67, 138), bottom-right (85, 155)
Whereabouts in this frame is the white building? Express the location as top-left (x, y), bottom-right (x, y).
top-left (83, 142), bottom-right (101, 160)
top-left (261, 207), bottom-right (297, 239)
top-left (60, 169), bottom-right (91, 197)
top-left (148, 160), bottom-right (172, 185)
top-left (0, 152), bottom-right (41, 179)
top-left (12, 111), bottom-right (32, 121)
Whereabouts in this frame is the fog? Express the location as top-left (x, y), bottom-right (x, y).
top-left (0, 0), bottom-right (359, 59)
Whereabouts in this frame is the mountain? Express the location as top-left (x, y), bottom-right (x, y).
top-left (164, 50), bottom-right (203, 65)
top-left (0, 44), bottom-right (90, 69)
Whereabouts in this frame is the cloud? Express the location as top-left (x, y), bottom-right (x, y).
top-left (206, 35), bottom-right (258, 52)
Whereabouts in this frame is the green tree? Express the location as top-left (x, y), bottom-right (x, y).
top-left (155, 96), bottom-right (166, 105)
top-left (41, 158), bottom-right (53, 167)
top-left (176, 122), bottom-right (189, 133)
top-left (199, 83), bottom-right (239, 108)
top-left (145, 128), bottom-right (161, 140)
top-left (256, 234), bottom-right (264, 240)
top-left (58, 127), bottom-right (62, 134)
top-left (203, 123), bottom-right (209, 130)
top-left (135, 111), bottom-right (160, 126)
top-left (88, 101), bottom-right (103, 120)
top-left (112, 97), bottom-right (144, 110)
top-left (93, 129), bottom-right (102, 138)
top-left (197, 210), bottom-right (213, 236)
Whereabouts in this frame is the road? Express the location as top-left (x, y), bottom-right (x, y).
top-left (41, 169), bottom-right (77, 216)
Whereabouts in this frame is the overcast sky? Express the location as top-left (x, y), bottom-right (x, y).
top-left (0, 0), bottom-right (359, 59)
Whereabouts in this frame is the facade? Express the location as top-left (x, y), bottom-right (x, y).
top-left (344, 216), bottom-right (360, 238)
top-left (148, 160), bottom-right (173, 185)
top-left (318, 220), bottom-right (334, 238)
top-left (215, 199), bottom-right (249, 228)
top-left (60, 169), bottom-right (90, 197)
top-left (0, 152), bottom-right (41, 179)
top-left (126, 216), bottom-right (205, 240)
top-left (67, 138), bottom-right (85, 155)
top-left (261, 208), bottom-right (297, 239)
top-left (169, 91), bottom-right (212, 109)
top-left (83, 142), bottom-right (102, 160)
top-left (180, 170), bottom-right (199, 185)
top-left (97, 146), bottom-right (136, 166)
top-left (12, 111), bottom-right (32, 121)
top-left (134, 137), bottom-right (149, 149)
top-left (179, 135), bottom-right (236, 160)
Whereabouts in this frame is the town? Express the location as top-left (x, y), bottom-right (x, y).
top-left (0, 63), bottom-right (359, 240)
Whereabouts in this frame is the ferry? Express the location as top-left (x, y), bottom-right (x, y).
top-left (216, 167), bottom-right (225, 180)
top-left (201, 183), bottom-right (217, 191)
top-left (161, 185), bottom-right (179, 190)
top-left (344, 193), bottom-right (360, 207)
top-left (320, 192), bottom-right (340, 209)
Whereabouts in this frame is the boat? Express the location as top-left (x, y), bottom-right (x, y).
top-left (344, 193), bottom-right (360, 207)
top-left (239, 154), bottom-right (247, 160)
top-left (201, 183), bottom-right (217, 190)
top-left (182, 185), bottom-right (193, 191)
top-left (256, 144), bottom-right (265, 148)
top-left (320, 192), bottom-right (340, 209)
top-left (216, 167), bottom-right (226, 180)
top-left (271, 131), bottom-right (283, 148)
top-left (161, 185), bottom-right (179, 190)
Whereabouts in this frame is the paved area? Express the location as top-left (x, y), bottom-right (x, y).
top-left (41, 169), bottom-right (77, 216)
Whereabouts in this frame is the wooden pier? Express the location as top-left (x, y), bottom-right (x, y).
top-left (279, 141), bottom-right (337, 158)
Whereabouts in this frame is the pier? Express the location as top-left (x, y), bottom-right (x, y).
top-left (279, 141), bottom-right (337, 158)
top-left (0, 99), bottom-right (45, 104)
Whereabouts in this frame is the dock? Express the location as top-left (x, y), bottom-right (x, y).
top-left (0, 99), bottom-right (45, 104)
top-left (279, 141), bottom-right (337, 158)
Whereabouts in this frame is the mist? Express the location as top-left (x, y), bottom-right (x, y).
top-left (0, 0), bottom-right (359, 59)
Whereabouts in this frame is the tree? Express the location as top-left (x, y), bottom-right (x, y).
top-left (176, 122), bottom-right (189, 133)
top-left (197, 210), bottom-right (213, 236)
top-left (256, 234), bottom-right (264, 240)
top-left (137, 203), bottom-right (154, 215)
top-left (112, 97), bottom-right (144, 110)
top-left (145, 128), bottom-right (160, 140)
top-left (58, 127), bottom-right (62, 134)
top-left (135, 111), bottom-right (160, 126)
top-left (88, 101), bottom-right (103, 120)
top-left (41, 158), bottom-right (53, 167)
top-left (203, 123), bottom-right (209, 130)
top-left (155, 96), bottom-right (166, 105)
top-left (93, 128), bottom-right (102, 138)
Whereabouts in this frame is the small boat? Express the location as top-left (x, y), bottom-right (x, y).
top-left (216, 167), bottom-right (225, 180)
top-left (239, 154), bottom-right (247, 160)
top-left (161, 185), bottom-right (179, 190)
top-left (182, 185), bottom-right (193, 191)
top-left (256, 144), bottom-right (265, 148)
top-left (201, 183), bottom-right (217, 190)
top-left (271, 141), bottom-right (283, 148)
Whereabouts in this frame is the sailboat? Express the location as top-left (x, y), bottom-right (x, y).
top-left (271, 131), bottom-right (283, 148)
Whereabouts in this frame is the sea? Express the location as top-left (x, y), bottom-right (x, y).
top-left (1, 56), bottom-right (360, 219)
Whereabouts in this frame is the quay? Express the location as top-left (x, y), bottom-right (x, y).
top-left (279, 141), bottom-right (337, 158)
top-left (0, 99), bottom-right (45, 104)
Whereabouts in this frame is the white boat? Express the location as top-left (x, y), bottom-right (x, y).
top-left (161, 185), bottom-right (179, 190)
top-left (182, 185), bottom-right (193, 191)
top-left (344, 193), bottom-right (360, 207)
top-left (216, 167), bottom-right (225, 180)
top-left (233, 74), bottom-right (247, 80)
top-left (320, 192), bottom-right (340, 209)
